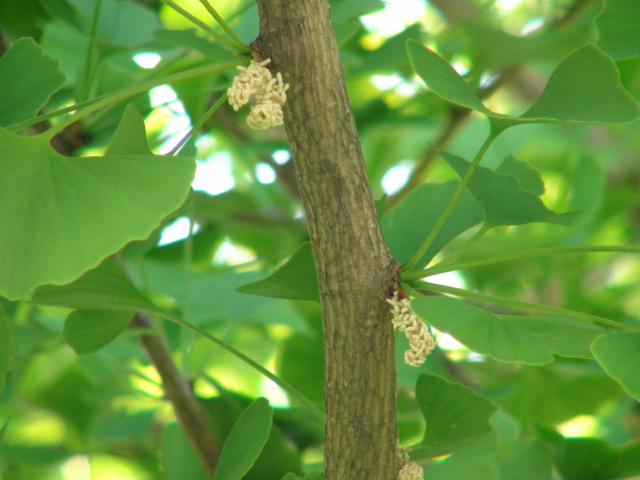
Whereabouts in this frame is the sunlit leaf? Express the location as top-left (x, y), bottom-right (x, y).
top-left (105, 104), bottom-right (152, 156)
top-left (330, 0), bottom-right (384, 23)
top-left (592, 332), bottom-right (640, 401)
top-left (408, 41), bottom-right (639, 126)
top-left (63, 309), bottom-right (134, 355)
top-left (407, 40), bottom-right (487, 112)
top-left (214, 398), bottom-right (273, 480)
top-left (438, 150), bottom-right (579, 227)
top-left (412, 296), bottom-right (604, 365)
top-left (411, 373), bottom-right (497, 458)
top-left (0, 306), bottom-right (15, 393)
top-left (237, 243), bottom-right (319, 302)
top-left (0, 123), bottom-right (195, 300)
top-left (0, 37), bottom-right (65, 127)
top-left (382, 180), bottom-right (483, 268)
top-left (596, 0), bottom-right (640, 59)
top-left (521, 44), bottom-right (640, 123)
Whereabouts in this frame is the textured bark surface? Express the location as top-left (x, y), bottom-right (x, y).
top-left (254, 2), bottom-right (400, 479)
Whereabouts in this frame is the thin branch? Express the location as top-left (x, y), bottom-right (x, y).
top-left (132, 312), bottom-right (220, 477)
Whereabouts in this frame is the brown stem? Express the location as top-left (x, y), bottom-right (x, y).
top-left (132, 312), bottom-right (220, 477)
top-left (254, 1), bottom-right (400, 479)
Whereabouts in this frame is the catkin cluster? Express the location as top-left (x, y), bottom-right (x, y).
top-left (387, 293), bottom-right (436, 367)
top-left (397, 444), bottom-right (424, 480)
top-left (227, 59), bottom-right (289, 130)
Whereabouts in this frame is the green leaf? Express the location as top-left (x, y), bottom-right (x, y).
top-left (521, 44), bottom-right (640, 123)
top-left (0, 124), bottom-right (195, 300)
top-left (214, 398), bottom-right (273, 480)
top-left (0, 37), bottom-right (65, 127)
top-left (411, 373), bottom-right (497, 458)
top-left (497, 438), bottom-right (553, 480)
top-left (164, 423), bottom-right (209, 480)
top-left (407, 40), bottom-right (487, 112)
top-left (330, 0), bottom-right (384, 23)
top-left (30, 259), bottom-right (162, 314)
top-left (550, 437), bottom-right (623, 480)
top-left (423, 432), bottom-right (500, 480)
top-left (281, 473), bottom-right (322, 480)
top-left (237, 243), bottom-right (319, 302)
top-left (496, 156), bottom-right (545, 196)
top-left (105, 104), bottom-right (152, 156)
top-left (0, 306), bottom-right (15, 393)
top-left (382, 180), bottom-right (483, 268)
top-left (501, 365), bottom-right (622, 426)
top-left (438, 150), bottom-right (578, 227)
top-left (408, 41), bottom-right (639, 126)
top-left (592, 332), bottom-right (640, 401)
top-left (154, 29), bottom-right (233, 60)
top-left (0, 416), bottom-right (9, 447)
top-left (63, 309), bottom-right (134, 355)
top-left (596, 0), bottom-right (640, 59)
top-left (412, 296), bottom-right (605, 365)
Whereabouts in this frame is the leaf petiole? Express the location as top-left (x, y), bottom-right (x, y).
top-left (401, 245), bottom-right (640, 281)
top-left (403, 127), bottom-right (499, 270)
top-left (412, 280), bottom-right (640, 333)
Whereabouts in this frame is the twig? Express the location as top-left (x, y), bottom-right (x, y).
top-left (132, 312), bottom-right (220, 477)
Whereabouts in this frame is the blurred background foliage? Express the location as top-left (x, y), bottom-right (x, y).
top-left (0, 0), bottom-right (639, 479)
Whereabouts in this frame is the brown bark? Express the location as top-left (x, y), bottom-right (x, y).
top-left (132, 312), bottom-right (220, 477)
top-left (253, 1), bottom-right (400, 479)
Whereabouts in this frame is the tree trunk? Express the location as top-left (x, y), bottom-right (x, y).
top-left (254, 2), bottom-right (400, 479)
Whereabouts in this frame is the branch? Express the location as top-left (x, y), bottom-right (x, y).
top-left (132, 312), bottom-right (220, 477)
top-left (254, 1), bottom-right (400, 479)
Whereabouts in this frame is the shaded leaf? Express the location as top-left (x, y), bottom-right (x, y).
top-left (592, 332), bottom-right (640, 401)
top-left (154, 29), bottom-right (233, 59)
top-left (237, 243), bottom-right (319, 302)
top-left (412, 296), bottom-right (605, 365)
top-left (0, 122), bottom-right (195, 300)
top-left (0, 306), bottom-right (15, 393)
top-left (439, 150), bottom-right (578, 227)
top-left (423, 432), bottom-right (500, 480)
top-left (214, 398), bottom-right (273, 480)
top-left (31, 259), bottom-right (162, 314)
top-left (0, 416), bottom-right (8, 447)
top-left (281, 474), bottom-right (322, 480)
top-left (549, 437), bottom-right (623, 480)
top-left (330, 0), bottom-right (384, 23)
top-left (63, 309), bottom-right (134, 355)
top-left (501, 364), bottom-right (622, 426)
top-left (164, 423), bottom-right (208, 480)
top-left (411, 373), bottom-right (497, 458)
top-left (0, 37), bottom-right (65, 127)
top-left (497, 438), bottom-right (553, 480)
top-left (596, 0), bottom-right (640, 59)
top-left (382, 180), bottom-right (483, 268)
top-left (496, 155), bottom-right (545, 196)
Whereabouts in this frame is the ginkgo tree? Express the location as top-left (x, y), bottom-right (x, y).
top-left (0, 0), bottom-right (640, 479)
